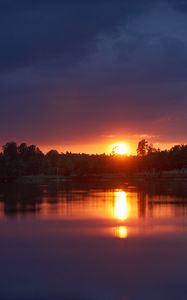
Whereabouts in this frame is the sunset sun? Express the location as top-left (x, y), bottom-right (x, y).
top-left (112, 142), bottom-right (129, 155)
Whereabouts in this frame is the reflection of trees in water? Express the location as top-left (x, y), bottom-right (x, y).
top-left (130, 180), bottom-right (187, 218)
top-left (137, 191), bottom-right (148, 218)
top-left (0, 184), bottom-right (44, 216)
top-left (138, 187), bottom-right (187, 218)
top-left (0, 183), bottom-right (104, 217)
top-left (1, 181), bottom-right (187, 218)
top-left (134, 180), bottom-right (187, 198)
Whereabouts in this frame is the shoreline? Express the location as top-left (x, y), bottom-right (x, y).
top-left (15, 170), bottom-right (187, 184)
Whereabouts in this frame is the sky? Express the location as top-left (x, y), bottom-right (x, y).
top-left (0, 0), bottom-right (187, 154)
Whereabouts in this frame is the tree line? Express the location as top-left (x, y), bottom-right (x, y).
top-left (0, 140), bottom-right (187, 179)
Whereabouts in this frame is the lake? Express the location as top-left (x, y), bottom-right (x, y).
top-left (0, 180), bottom-right (187, 300)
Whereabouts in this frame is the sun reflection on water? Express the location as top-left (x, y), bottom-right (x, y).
top-left (113, 191), bottom-right (129, 239)
top-left (114, 191), bottom-right (129, 221)
top-left (114, 226), bottom-right (128, 239)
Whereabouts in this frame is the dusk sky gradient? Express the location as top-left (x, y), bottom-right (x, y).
top-left (1, 0), bottom-right (187, 153)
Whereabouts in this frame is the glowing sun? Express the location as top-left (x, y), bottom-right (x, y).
top-left (112, 142), bottom-right (129, 155)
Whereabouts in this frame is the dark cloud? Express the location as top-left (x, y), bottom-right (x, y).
top-left (168, 0), bottom-right (187, 12)
top-left (0, 0), bottom-right (187, 149)
top-left (0, 0), bottom-right (149, 72)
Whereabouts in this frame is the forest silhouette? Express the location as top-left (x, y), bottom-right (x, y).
top-left (1, 140), bottom-right (187, 181)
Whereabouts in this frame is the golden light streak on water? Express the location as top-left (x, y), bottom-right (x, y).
top-left (114, 191), bottom-right (129, 221)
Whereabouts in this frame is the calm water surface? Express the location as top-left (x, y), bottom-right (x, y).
top-left (0, 181), bottom-right (187, 300)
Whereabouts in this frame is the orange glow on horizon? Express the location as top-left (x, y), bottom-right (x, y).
top-left (37, 139), bottom-right (182, 156)
top-left (39, 141), bottom-right (132, 155)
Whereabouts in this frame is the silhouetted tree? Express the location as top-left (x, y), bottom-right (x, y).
top-left (2, 142), bottom-right (18, 160)
top-left (137, 139), bottom-right (148, 156)
top-left (18, 143), bottom-right (29, 160)
top-left (147, 143), bottom-right (158, 154)
top-left (46, 150), bottom-right (60, 175)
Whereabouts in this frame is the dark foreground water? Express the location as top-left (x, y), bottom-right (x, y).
top-left (1, 180), bottom-right (187, 300)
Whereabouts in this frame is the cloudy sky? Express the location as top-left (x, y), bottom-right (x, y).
top-left (1, 0), bottom-right (187, 153)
